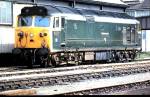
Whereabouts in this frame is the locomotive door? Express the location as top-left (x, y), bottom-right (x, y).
top-left (87, 21), bottom-right (94, 38)
top-left (52, 16), bottom-right (63, 49)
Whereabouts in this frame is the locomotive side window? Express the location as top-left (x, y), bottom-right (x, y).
top-left (126, 25), bottom-right (136, 44)
top-left (35, 16), bottom-right (50, 27)
top-left (53, 17), bottom-right (60, 28)
top-left (18, 16), bottom-right (32, 26)
top-left (122, 26), bottom-right (127, 45)
top-left (126, 26), bottom-right (131, 43)
top-left (61, 17), bottom-right (65, 28)
top-left (131, 27), bottom-right (136, 43)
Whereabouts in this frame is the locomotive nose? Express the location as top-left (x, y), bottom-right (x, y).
top-left (15, 28), bottom-right (50, 48)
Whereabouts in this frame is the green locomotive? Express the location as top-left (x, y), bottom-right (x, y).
top-left (13, 6), bottom-right (141, 67)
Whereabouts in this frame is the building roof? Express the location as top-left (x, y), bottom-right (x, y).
top-left (12, 0), bottom-right (128, 8)
top-left (140, 0), bottom-right (150, 9)
top-left (57, 0), bottom-right (128, 8)
top-left (90, 0), bottom-right (126, 5)
top-left (122, 0), bottom-right (141, 6)
top-left (127, 3), bottom-right (142, 10)
top-left (127, 0), bottom-right (150, 10)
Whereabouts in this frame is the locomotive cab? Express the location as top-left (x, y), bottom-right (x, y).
top-left (12, 6), bottom-right (52, 68)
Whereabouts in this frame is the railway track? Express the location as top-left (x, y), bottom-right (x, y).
top-left (0, 60), bottom-right (150, 93)
top-left (63, 80), bottom-right (150, 95)
top-left (1, 71), bottom-right (149, 95)
top-left (0, 60), bottom-right (150, 77)
top-left (0, 67), bottom-right (20, 72)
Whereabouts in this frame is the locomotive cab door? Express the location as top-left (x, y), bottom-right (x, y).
top-left (51, 16), bottom-right (67, 66)
top-left (51, 16), bottom-right (66, 51)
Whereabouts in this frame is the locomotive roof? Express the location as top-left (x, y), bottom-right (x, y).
top-left (20, 6), bottom-right (139, 24)
top-left (45, 5), bottom-right (139, 24)
top-left (45, 5), bottom-right (134, 19)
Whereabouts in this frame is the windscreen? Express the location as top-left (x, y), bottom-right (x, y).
top-left (18, 16), bottom-right (32, 26)
top-left (34, 16), bottom-right (50, 27)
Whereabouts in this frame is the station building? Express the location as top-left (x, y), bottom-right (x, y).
top-left (0, 0), bottom-right (128, 54)
top-left (124, 0), bottom-right (150, 52)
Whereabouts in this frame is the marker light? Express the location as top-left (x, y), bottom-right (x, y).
top-left (30, 33), bottom-right (34, 38)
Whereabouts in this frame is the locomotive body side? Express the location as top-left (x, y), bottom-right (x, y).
top-left (50, 14), bottom-right (140, 65)
top-left (52, 18), bottom-right (140, 51)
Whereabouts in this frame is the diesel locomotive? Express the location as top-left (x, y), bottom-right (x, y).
top-left (12, 6), bottom-right (141, 68)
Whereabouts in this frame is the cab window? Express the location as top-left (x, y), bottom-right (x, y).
top-left (61, 17), bottom-right (65, 28)
top-left (18, 16), bottom-right (32, 26)
top-left (35, 16), bottom-right (50, 27)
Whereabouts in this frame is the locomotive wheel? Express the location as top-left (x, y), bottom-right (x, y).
top-left (40, 56), bottom-right (49, 68)
top-left (46, 56), bottom-right (52, 67)
top-left (40, 61), bottom-right (46, 68)
top-left (50, 55), bottom-right (58, 67)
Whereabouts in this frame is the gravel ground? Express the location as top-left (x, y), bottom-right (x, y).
top-left (108, 87), bottom-right (150, 95)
